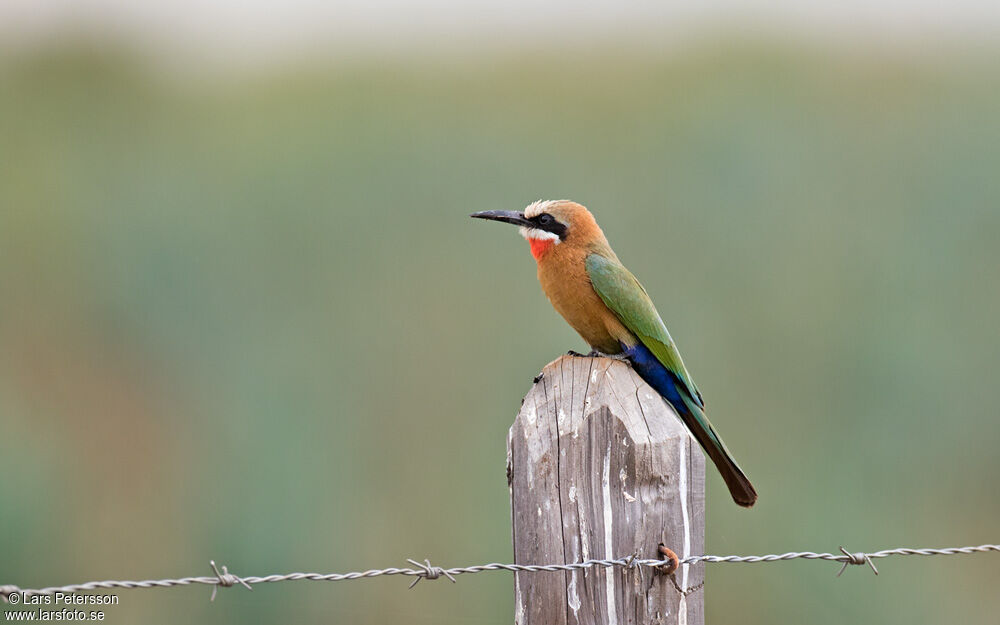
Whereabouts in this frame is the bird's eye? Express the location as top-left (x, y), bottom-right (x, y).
top-left (537, 214), bottom-right (553, 226)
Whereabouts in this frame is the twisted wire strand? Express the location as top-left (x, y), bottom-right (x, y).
top-left (681, 544), bottom-right (1000, 564)
top-left (2, 544), bottom-right (997, 601)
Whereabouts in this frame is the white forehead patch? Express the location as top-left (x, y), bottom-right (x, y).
top-left (524, 199), bottom-right (568, 219)
top-left (519, 227), bottom-right (561, 242)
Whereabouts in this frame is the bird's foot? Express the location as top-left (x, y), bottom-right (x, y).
top-left (568, 349), bottom-right (631, 363)
top-left (588, 349), bottom-right (631, 362)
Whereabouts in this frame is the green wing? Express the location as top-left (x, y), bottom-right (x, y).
top-left (585, 253), bottom-right (704, 408)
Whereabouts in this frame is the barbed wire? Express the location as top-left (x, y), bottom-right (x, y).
top-left (2, 544), bottom-right (996, 603)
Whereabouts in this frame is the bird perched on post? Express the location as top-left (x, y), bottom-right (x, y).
top-left (472, 200), bottom-right (757, 507)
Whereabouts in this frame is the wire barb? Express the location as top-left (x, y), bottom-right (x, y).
top-left (624, 550), bottom-right (640, 569)
top-left (209, 561), bottom-right (252, 601)
top-left (406, 559), bottom-right (457, 589)
top-left (836, 547), bottom-right (879, 577)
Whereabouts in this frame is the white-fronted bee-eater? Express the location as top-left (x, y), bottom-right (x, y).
top-left (472, 200), bottom-right (757, 507)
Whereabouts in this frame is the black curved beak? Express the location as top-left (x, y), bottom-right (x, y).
top-left (470, 210), bottom-right (533, 228)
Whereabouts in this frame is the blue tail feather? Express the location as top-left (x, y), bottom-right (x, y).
top-left (622, 342), bottom-right (689, 409)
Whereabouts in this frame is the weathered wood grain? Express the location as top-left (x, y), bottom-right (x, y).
top-left (508, 355), bottom-right (705, 625)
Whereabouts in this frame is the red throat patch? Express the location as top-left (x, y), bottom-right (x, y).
top-left (528, 238), bottom-right (555, 260)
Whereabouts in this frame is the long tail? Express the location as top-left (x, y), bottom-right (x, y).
top-left (674, 390), bottom-right (758, 507)
top-left (626, 351), bottom-right (758, 507)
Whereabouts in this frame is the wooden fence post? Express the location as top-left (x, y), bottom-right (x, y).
top-left (508, 355), bottom-right (706, 625)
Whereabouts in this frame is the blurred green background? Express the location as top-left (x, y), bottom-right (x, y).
top-left (2, 33), bottom-right (999, 625)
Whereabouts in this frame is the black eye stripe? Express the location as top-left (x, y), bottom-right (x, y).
top-left (530, 213), bottom-right (568, 239)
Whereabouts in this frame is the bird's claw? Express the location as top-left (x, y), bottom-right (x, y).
top-left (568, 349), bottom-right (631, 363)
top-left (533, 372), bottom-right (544, 383)
top-left (588, 349), bottom-right (631, 362)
